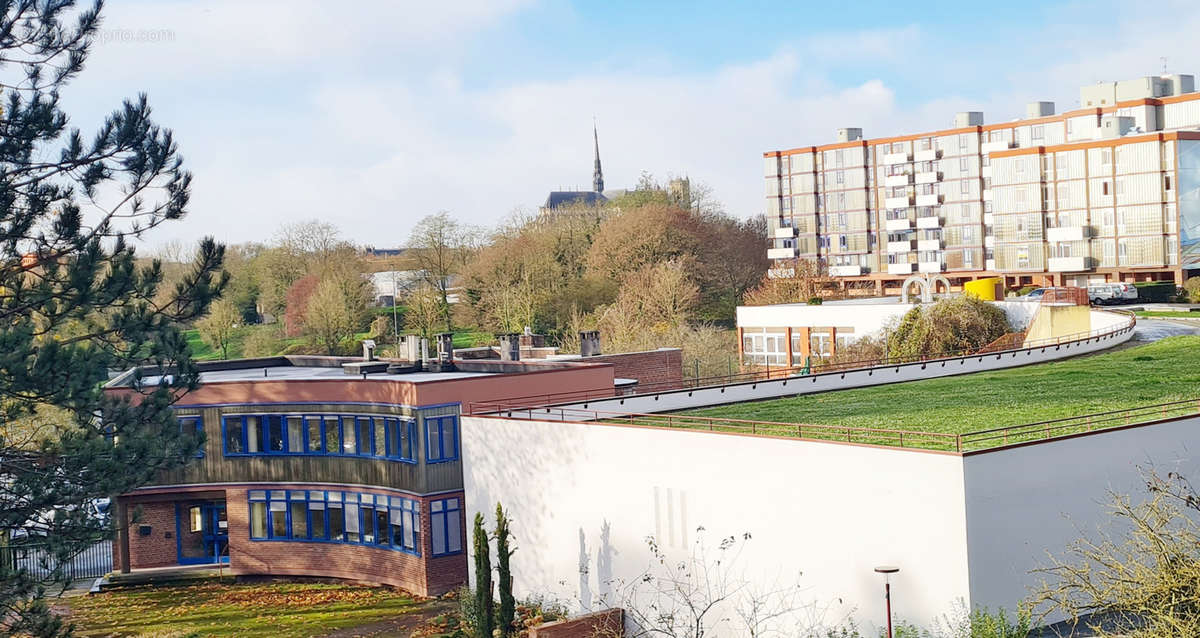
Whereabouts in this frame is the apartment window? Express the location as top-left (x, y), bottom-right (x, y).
top-left (837, 212), bottom-right (847, 228)
top-left (835, 149), bottom-right (844, 167)
top-left (1165, 175), bottom-right (1172, 191)
top-left (1031, 125), bottom-right (1044, 141)
top-left (1067, 119), bottom-right (1074, 135)
top-left (836, 170), bottom-right (844, 184)
top-left (839, 235), bottom-right (848, 250)
top-left (959, 157), bottom-right (968, 172)
top-left (177, 416), bottom-right (205, 458)
top-left (837, 192), bottom-right (846, 210)
top-left (431, 498), bottom-right (464, 557)
top-left (248, 490), bottom-right (420, 554)
top-left (1102, 181), bottom-right (1109, 196)
top-left (1102, 149), bottom-right (1112, 165)
top-left (959, 134), bottom-right (969, 150)
top-left (964, 249), bottom-right (974, 268)
top-left (961, 180), bottom-right (970, 195)
top-left (425, 416), bottom-right (459, 463)
top-left (220, 414), bottom-right (417, 463)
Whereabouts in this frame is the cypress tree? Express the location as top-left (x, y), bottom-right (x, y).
top-left (472, 512), bottom-right (495, 638)
top-left (0, 3), bottom-right (226, 635)
top-left (495, 503), bottom-right (515, 636)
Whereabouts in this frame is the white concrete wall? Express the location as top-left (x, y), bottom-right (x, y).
top-left (535, 310), bottom-right (1133, 419)
top-left (737, 300), bottom-right (1043, 341)
top-left (462, 416), bottom-right (971, 634)
top-left (962, 415), bottom-right (1200, 623)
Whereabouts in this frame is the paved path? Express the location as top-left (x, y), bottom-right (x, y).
top-left (1131, 318), bottom-right (1200, 341)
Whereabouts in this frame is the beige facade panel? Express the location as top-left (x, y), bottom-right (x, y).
top-left (1115, 173), bottom-right (1163, 205)
top-left (1163, 100), bottom-right (1200, 130)
top-left (1088, 178), bottom-right (1114, 207)
top-left (994, 243), bottom-right (1045, 270)
top-left (991, 156), bottom-right (1041, 185)
top-left (1118, 236), bottom-right (1165, 267)
top-left (792, 194), bottom-right (817, 215)
top-left (1115, 141), bottom-right (1161, 175)
top-left (790, 153), bottom-right (815, 173)
top-left (1117, 204), bottom-right (1165, 235)
top-left (993, 213), bottom-right (1044, 242)
top-left (792, 173), bottom-right (816, 193)
top-left (764, 156), bottom-right (780, 177)
top-left (1052, 150), bottom-right (1086, 180)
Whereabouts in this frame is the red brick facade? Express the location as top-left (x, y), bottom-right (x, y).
top-left (529, 609), bottom-right (625, 638)
top-left (115, 485), bottom-right (468, 597)
top-left (588, 349), bottom-right (683, 391)
top-left (114, 501), bottom-right (179, 570)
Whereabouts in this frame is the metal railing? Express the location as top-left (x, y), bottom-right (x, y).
top-left (469, 397), bottom-right (1200, 454)
top-left (957, 399), bottom-right (1200, 452)
top-left (467, 310), bottom-right (1136, 415)
top-left (5, 539), bottom-right (113, 581)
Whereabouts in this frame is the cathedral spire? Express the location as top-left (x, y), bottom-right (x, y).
top-left (592, 121), bottom-right (604, 193)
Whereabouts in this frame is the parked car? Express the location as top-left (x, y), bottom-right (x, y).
top-left (1087, 282), bottom-right (1138, 305)
top-left (1019, 288), bottom-right (1047, 302)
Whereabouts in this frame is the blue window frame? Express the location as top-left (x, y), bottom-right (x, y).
top-left (384, 418), bottom-right (417, 462)
top-left (425, 416), bottom-right (459, 463)
top-left (177, 416), bottom-right (205, 458)
top-left (247, 489), bottom-right (420, 554)
top-left (219, 413), bottom-right (419, 464)
top-left (430, 497), bottom-right (463, 557)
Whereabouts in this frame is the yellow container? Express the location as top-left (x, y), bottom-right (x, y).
top-left (964, 277), bottom-right (1003, 301)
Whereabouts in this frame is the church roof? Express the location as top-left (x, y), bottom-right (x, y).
top-left (543, 190), bottom-right (609, 209)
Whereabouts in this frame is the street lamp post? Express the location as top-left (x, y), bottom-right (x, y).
top-left (874, 565), bottom-right (900, 638)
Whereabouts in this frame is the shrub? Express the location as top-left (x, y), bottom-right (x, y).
top-left (807, 296), bottom-right (823, 305)
top-left (886, 295), bottom-right (1010, 360)
top-left (242, 326), bottom-right (284, 358)
top-left (1133, 281), bottom-right (1177, 303)
top-left (1184, 276), bottom-right (1200, 303)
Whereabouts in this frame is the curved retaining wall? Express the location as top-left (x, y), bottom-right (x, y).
top-left (532, 310), bottom-right (1135, 419)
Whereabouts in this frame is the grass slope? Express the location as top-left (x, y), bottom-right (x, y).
top-left (682, 336), bottom-right (1200, 436)
top-left (65, 581), bottom-right (424, 638)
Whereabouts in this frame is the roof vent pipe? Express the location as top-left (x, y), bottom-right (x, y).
top-left (362, 339), bottom-right (376, 362)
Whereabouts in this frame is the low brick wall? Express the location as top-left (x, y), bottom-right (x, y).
top-left (588, 349), bottom-right (683, 391)
top-left (529, 608), bottom-right (624, 638)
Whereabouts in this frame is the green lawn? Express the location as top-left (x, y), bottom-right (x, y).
top-left (64, 581), bottom-right (428, 637)
top-left (680, 336), bottom-right (1200, 442)
top-left (1134, 310), bottom-right (1200, 319)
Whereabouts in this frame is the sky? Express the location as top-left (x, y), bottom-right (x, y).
top-left (52, 0), bottom-right (1200, 250)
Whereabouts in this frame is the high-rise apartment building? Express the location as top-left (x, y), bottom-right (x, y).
top-left (763, 74), bottom-right (1200, 291)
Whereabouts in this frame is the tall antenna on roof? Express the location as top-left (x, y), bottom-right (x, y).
top-left (1161, 56), bottom-right (1169, 78)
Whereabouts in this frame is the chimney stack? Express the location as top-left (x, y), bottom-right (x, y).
top-left (579, 330), bottom-right (602, 357)
top-left (435, 333), bottom-right (454, 363)
top-left (498, 333), bottom-right (521, 361)
top-left (361, 339), bottom-right (376, 362)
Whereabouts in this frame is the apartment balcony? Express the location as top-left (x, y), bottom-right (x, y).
top-left (914, 148), bottom-right (941, 162)
top-left (1047, 256), bottom-right (1091, 272)
top-left (917, 239), bottom-right (943, 251)
top-left (883, 151), bottom-right (912, 165)
top-left (773, 226), bottom-right (798, 239)
top-left (915, 193), bottom-right (942, 207)
top-left (981, 140), bottom-right (1016, 154)
top-left (915, 171), bottom-right (942, 185)
top-left (885, 217), bottom-right (913, 231)
top-left (982, 189), bottom-right (993, 202)
top-left (767, 267), bottom-right (795, 279)
top-left (984, 213), bottom-right (994, 225)
top-left (829, 265), bottom-right (864, 277)
top-left (767, 247), bottom-right (798, 260)
top-left (885, 195), bottom-right (914, 209)
top-left (981, 165), bottom-right (992, 179)
top-left (887, 262), bottom-right (916, 275)
top-left (887, 240), bottom-right (917, 253)
top-left (1045, 226), bottom-right (1089, 242)
top-left (985, 259), bottom-right (996, 271)
top-left (916, 215), bottom-right (942, 229)
top-left (984, 236), bottom-right (995, 248)
top-left (885, 174), bottom-right (913, 187)
top-left (918, 261), bottom-right (945, 273)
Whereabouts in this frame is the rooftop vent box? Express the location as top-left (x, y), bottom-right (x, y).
top-left (1026, 101), bottom-right (1055, 118)
top-left (954, 111), bottom-right (983, 127)
top-left (836, 128), bottom-right (863, 142)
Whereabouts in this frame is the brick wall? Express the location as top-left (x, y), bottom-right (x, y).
top-left (587, 349), bottom-right (683, 391)
top-left (117, 501), bottom-right (179, 569)
top-left (529, 609), bottom-right (624, 638)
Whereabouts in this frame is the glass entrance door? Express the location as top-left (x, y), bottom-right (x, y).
top-left (177, 500), bottom-right (229, 564)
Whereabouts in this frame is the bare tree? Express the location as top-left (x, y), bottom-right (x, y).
top-left (405, 282), bottom-right (446, 340)
top-left (604, 529), bottom-right (842, 638)
top-left (196, 299), bottom-right (239, 359)
top-left (406, 212), bottom-right (470, 331)
top-left (1032, 469), bottom-right (1200, 637)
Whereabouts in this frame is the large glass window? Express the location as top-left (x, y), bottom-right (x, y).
top-left (425, 416), bottom-right (459, 463)
top-left (220, 414), bottom-right (420, 464)
top-left (247, 490), bottom-right (420, 555)
top-left (177, 416), bottom-right (205, 458)
top-left (431, 498), bottom-right (463, 557)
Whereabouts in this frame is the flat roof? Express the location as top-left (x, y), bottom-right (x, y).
top-left (141, 366), bottom-right (497, 386)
